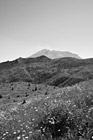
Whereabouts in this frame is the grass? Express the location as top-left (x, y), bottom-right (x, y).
top-left (0, 80), bottom-right (93, 139)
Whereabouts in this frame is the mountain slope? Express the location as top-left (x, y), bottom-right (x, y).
top-left (30, 49), bottom-right (81, 59)
top-left (0, 56), bottom-right (93, 87)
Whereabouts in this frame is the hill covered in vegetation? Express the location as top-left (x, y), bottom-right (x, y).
top-left (0, 56), bottom-right (93, 87)
top-left (1, 56), bottom-right (93, 139)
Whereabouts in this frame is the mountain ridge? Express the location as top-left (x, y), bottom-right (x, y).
top-left (30, 49), bottom-right (81, 59)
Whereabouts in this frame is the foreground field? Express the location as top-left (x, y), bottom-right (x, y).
top-left (1, 80), bottom-right (93, 140)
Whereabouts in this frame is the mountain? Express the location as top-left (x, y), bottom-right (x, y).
top-left (30, 49), bottom-right (81, 59)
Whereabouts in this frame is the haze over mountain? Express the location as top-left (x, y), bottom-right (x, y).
top-left (30, 49), bottom-right (81, 59)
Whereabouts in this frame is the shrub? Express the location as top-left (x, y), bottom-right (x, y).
top-left (22, 99), bottom-right (26, 104)
top-left (17, 95), bottom-right (20, 97)
top-left (34, 106), bottom-right (76, 140)
top-left (0, 94), bottom-right (2, 98)
top-left (25, 94), bottom-right (29, 97)
top-left (11, 87), bottom-right (14, 90)
top-left (35, 87), bottom-right (37, 91)
top-left (33, 101), bottom-right (93, 140)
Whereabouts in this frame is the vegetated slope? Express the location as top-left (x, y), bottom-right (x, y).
top-left (1, 80), bottom-right (93, 139)
top-left (30, 49), bottom-right (81, 59)
top-left (0, 56), bottom-right (93, 87)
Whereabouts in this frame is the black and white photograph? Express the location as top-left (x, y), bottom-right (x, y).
top-left (0, 0), bottom-right (93, 139)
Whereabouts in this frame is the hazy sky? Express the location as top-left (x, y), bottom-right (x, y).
top-left (0, 0), bottom-right (93, 62)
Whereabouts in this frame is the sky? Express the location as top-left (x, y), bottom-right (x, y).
top-left (0, 0), bottom-right (93, 62)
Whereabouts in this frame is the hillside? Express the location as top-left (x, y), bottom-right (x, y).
top-left (1, 79), bottom-right (93, 139)
top-left (0, 56), bottom-right (93, 87)
top-left (1, 56), bottom-right (93, 139)
top-left (31, 49), bottom-right (81, 59)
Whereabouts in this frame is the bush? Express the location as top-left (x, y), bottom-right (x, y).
top-left (33, 100), bottom-right (93, 140)
top-left (34, 105), bottom-right (77, 140)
